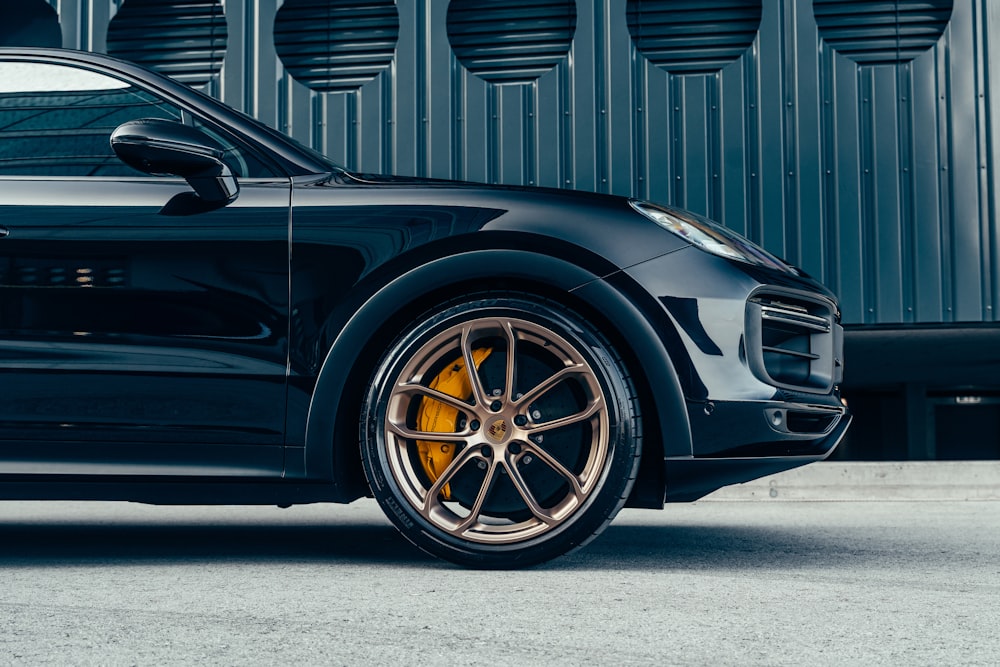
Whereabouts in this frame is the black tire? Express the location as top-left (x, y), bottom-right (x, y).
top-left (360, 293), bottom-right (641, 568)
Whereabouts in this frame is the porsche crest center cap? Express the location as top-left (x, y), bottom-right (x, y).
top-left (487, 418), bottom-right (509, 443)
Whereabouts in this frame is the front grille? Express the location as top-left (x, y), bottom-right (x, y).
top-left (746, 292), bottom-right (841, 393)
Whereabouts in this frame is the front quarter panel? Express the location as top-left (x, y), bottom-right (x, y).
top-left (284, 178), bottom-right (692, 454)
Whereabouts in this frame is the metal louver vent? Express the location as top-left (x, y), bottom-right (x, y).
top-left (447, 0), bottom-right (576, 84)
top-left (626, 0), bottom-right (761, 75)
top-left (746, 294), bottom-right (839, 394)
top-left (814, 0), bottom-right (953, 64)
top-left (274, 0), bottom-right (399, 93)
top-left (0, 0), bottom-right (62, 48)
top-left (106, 0), bottom-right (227, 87)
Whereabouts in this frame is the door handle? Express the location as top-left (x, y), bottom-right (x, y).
top-left (0, 227), bottom-right (8, 238)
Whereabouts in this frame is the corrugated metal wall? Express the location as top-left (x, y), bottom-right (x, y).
top-left (20, 0), bottom-right (999, 325)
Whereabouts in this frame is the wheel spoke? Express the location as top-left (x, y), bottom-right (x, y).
top-left (455, 460), bottom-right (499, 534)
top-left (386, 420), bottom-right (469, 442)
top-left (514, 364), bottom-right (589, 408)
top-left (394, 382), bottom-right (473, 414)
top-left (422, 445), bottom-right (481, 510)
top-left (500, 319), bottom-right (517, 400)
top-left (460, 324), bottom-right (489, 408)
top-left (519, 440), bottom-right (585, 497)
top-left (503, 455), bottom-right (558, 525)
top-left (526, 397), bottom-right (603, 435)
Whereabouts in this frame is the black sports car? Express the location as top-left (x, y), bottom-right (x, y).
top-left (0, 48), bottom-right (849, 567)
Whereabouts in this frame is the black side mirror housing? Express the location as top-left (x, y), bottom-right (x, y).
top-left (111, 118), bottom-right (239, 204)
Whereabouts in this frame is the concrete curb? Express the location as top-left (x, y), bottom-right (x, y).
top-left (700, 461), bottom-right (1000, 501)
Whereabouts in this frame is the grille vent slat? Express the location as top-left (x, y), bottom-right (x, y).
top-left (762, 346), bottom-right (821, 361)
top-left (761, 306), bottom-right (832, 333)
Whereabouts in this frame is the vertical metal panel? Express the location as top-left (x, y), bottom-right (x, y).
top-left (757, 0), bottom-right (789, 258)
top-left (639, 60), bottom-right (669, 205)
top-left (388, 0), bottom-right (418, 176)
top-left (460, 69), bottom-right (488, 183)
top-left (535, 67), bottom-right (563, 188)
top-left (910, 46), bottom-right (945, 322)
top-left (825, 39), bottom-right (865, 320)
top-left (53, 0), bottom-right (114, 52)
top-left (947, 0), bottom-right (984, 322)
top-left (989, 0), bottom-right (1000, 320)
top-left (973, 0), bottom-right (996, 321)
top-left (793, 0), bottom-right (825, 280)
top-left (607, 0), bottom-right (635, 197)
top-left (571, 2), bottom-right (598, 192)
top-left (871, 66), bottom-right (904, 323)
top-left (719, 62), bottom-right (750, 239)
top-left (425, 0), bottom-right (452, 178)
top-left (18, 0), bottom-right (1000, 327)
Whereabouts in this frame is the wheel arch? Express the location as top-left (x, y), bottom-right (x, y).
top-left (303, 248), bottom-right (690, 506)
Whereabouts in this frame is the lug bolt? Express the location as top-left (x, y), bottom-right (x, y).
top-left (508, 442), bottom-right (522, 455)
top-left (490, 400), bottom-right (503, 412)
top-left (513, 415), bottom-right (527, 426)
top-left (481, 445), bottom-right (492, 457)
top-left (470, 420), bottom-right (481, 431)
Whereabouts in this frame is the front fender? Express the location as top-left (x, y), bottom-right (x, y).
top-left (299, 249), bottom-right (691, 502)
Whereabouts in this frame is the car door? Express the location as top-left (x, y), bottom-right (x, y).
top-left (0, 59), bottom-right (290, 477)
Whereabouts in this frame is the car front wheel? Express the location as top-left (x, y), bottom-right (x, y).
top-left (361, 294), bottom-right (641, 568)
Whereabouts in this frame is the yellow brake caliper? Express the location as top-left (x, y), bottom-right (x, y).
top-left (417, 347), bottom-right (492, 499)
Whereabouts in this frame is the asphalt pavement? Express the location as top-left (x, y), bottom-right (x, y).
top-left (1, 469), bottom-right (998, 666)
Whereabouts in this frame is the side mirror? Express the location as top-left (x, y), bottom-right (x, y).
top-left (111, 118), bottom-right (239, 205)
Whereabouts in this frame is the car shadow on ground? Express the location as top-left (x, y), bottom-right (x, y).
top-left (559, 523), bottom-right (888, 572)
top-left (0, 515), bottom-right (891, 571)
top-left (0, 521), bottom-right (429, 566)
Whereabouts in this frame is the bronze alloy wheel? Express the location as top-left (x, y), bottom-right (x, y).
top-left (362, 295), bottom-right (641, 568)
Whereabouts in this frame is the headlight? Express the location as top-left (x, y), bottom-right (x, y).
top-left (629, 200), bottom-right (794, 273)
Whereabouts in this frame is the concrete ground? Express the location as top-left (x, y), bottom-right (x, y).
top-left (1, 461), bottom-right (998, 665)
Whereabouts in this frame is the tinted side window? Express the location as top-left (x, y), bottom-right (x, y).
top-left (0, 62), bottom-right (183, 177)
top-left (0, 61), bottom-right (278, 178)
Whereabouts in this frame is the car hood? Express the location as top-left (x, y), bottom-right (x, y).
top-left (307, 170), bottom-right (830, 296)
top-left (295, 169), bottom-right (687, 270)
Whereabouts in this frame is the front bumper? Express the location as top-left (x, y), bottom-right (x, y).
top-left (621, 247), bottom-right (850, 502)
top-left (663, 411), bottom-right (851, 502)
